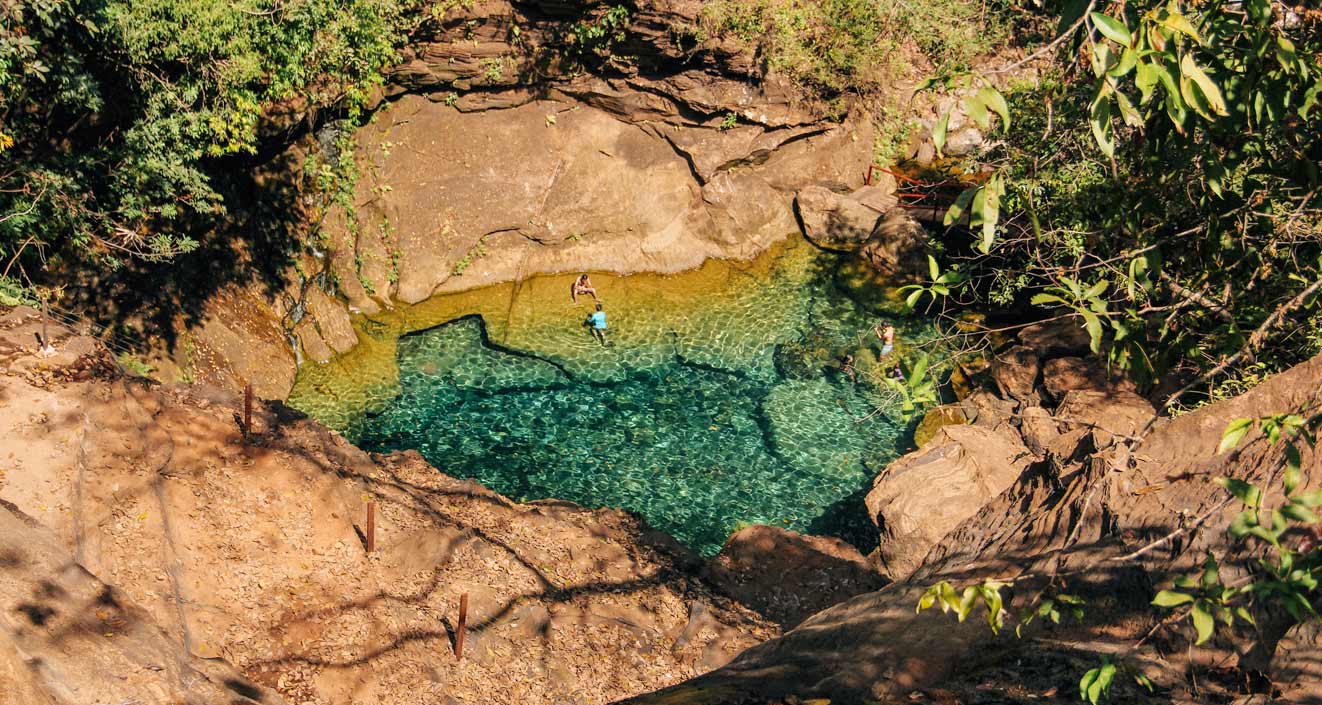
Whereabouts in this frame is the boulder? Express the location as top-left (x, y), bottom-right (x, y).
top-left (1055, 389), bottom-right (1156, 448)
top-left (708, 525), bottom-right (888, 627)
top-left (1018, 317), bottom-right (1094, 357)
top-left (1018, 405), bottom-right (1060, 457)
top-left (1042, 356), bottom-right (1135, 402)
top-left (794, 185), bottom-right (884, 251)
top-left (959, 388), bottom-right (1018, 433)
top-left (857, 209), bottom-right (929, 279)
top-left (913, 404), bottom-right (969, 448)
top-left (990, 345), bottom-right (1041, 407)
top-left (865, 424), bottom-right (1033, 579)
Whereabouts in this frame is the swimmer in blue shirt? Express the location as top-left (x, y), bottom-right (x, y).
top-left (586, 302), bottom-right (609, 346)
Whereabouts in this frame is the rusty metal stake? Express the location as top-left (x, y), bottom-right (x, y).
top-left (455, 593), bottom-right (468, 660)
top-left (242, 382), bottom-right (253, 442)
top-left (366, 502), bottom-right (375, 553)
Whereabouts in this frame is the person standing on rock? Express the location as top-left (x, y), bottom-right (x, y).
top-left (586, 302), bottom-right (609, 346)
top-left (571, 274), bottom-right (598, 303)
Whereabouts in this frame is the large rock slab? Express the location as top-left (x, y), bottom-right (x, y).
top-left (857, 209), bottom-right (929, 279)
top-left (794, 185), bottom-right (885, 251)
top-left (865, 424), bottom-right (1033, 578)
top-left (1055, 388), bottom-right (1156, 448)
top-left (331, 95), bottom-right (868, 305)
top-left (707, 525), bottom-right (888, 627)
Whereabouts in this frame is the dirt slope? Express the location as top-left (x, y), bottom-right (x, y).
top-left (0, 305), bottom-right (775, 705)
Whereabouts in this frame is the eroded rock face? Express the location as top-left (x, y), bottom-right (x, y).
top-left (333, 94), bottom-right (863, 307)
top-left (0, 504), bottom-right (284, 705)
top-left (865, 424), bottom-right (1033, 579)
top-left (795, 185), bottom-right (887, 252)
top-left (707, 525), bottom-right (888, 627)
top-left (1042, 356), bottom-right (1136, 401)
top-left (990, 344), bottom-right (1042, 408)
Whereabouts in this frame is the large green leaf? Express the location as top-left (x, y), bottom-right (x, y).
top-left (933, 109), bottom-right (950, 155)
top-left (1152, 590), bottom-right (1194, 607)
top-left (1090, 88), bottom-right (1116, 156)
top-left (1135, 60), bottom-right (1158, 103)
top-left (943, 186), bottom-right (978, 226)
top-left (1217, 418), bottom-right (1252, 454)
top-left (1180, 53), bottom-right (1228, 117)
top-left (1090, 12), bottom-right (1132, 48)
top-left (1191, 601), bottom-right (1215, 645)
top-left (1160, 10), bottom-right (1202, 43)
top-left (977, 86), bottom-right (1011, 135)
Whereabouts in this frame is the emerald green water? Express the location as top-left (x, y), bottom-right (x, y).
top-left (290, 236), bottom-right (927, 555)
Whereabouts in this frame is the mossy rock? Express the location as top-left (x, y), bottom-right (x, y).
top-left (913, 404), bottom-right (969, 448)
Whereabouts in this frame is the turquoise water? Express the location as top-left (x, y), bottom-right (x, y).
top-left (294, 237), bottom-right (924, 555)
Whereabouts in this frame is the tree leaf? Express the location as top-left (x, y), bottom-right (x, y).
top-left (943, 186), bottom-right (978, 226)
top-left (1135, 60), bottom-right (1158, 103)
top-left (1293, 489), bottom-right (1322, 507)
top-left (1090, 12), bottom-right (1132, 48)
top-left (905, 288), bottom-right (925, 310)
top-left (1216, 477), bottom-right (1262, 507)
top-left (977, 86), bottom-right (1011, 135)
top-left (966, 93), bottom-right (990, 131)
top-left (1180, 54), bottom-right (1228, 117)
top-left (1160, 11), bottom-right (1202, 42)
top-left (1282, 503), bottom-right (1320, 524)
top-left (1152, 590), bottom-right (1194, 607)
top-left (928, 254), bottom-right (940, 281)
top-left (1090, 89), bottom-right (1116, 156)
top-left (1217, 418), bottom-right (1252, 454)
top-left (1080, 310), bottom-right (1103, 353)
top-left (977, 174), bottom-right (1003, 253)
top-left (1114, 89), bottom-right (1144, 127)
top-left (1191, 601), bottom-right (1215, 645)
top-left (933, 109), bottom-right (951, 155)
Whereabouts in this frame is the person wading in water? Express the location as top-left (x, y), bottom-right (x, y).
top-left (586, 302), bottom-right (610, 346)
top-left (571, 274), bottom-right (598, 303)
top-left (875, 323), bottom-right (896, 356)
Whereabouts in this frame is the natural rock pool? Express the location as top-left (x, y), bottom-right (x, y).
top-left (289, 235), bottom-right (930, 555)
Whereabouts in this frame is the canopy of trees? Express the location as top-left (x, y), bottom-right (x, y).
top-left (0, 0), bottom-right (429, 302)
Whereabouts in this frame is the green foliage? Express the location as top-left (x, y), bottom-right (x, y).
top-left (700, 0), bottom-right (1006, 95)
top-left (1, 0), bottom-right (435, 281)
top-left (899, 255), bottom-right (966, 312)
top-left (916, 0), bottom-right (1321, 399)
top-left (567, 4), bottom-right (631, 62)
top-left (452, 235), bottom-right (489, 276)
top-left (116, 352), bottom-right (155, 377)
top-left (881, 351), bottom-right (939, 414)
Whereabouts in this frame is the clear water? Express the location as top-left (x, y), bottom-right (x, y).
top-left (289, 235), bottom-right (926, 555)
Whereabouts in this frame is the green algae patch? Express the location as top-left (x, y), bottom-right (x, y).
top-left (289, 235), bottom-right (931, 554)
